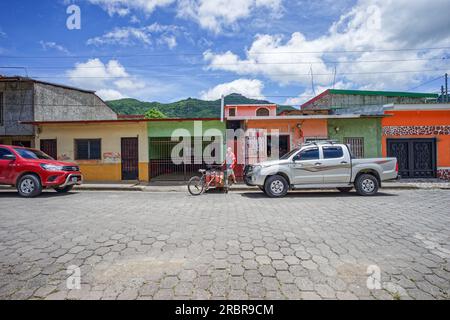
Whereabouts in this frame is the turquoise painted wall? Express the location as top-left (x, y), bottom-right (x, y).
top-left (328, 118), bottom-right (382, 158)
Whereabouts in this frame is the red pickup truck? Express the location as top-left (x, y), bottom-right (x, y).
top-left (0, 144), bottom-right (82, 197)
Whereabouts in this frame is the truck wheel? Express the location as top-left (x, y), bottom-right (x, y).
top-left (337, 187), bottom-right (353, 193)
top-left (54, 186), bottom-right (74, 193)
top-left (17, 174), bottom-right (42, 198)
top-left (355, 174), bottom-right (379, 196)
top-left (264, 175), bottom-right (289, 198)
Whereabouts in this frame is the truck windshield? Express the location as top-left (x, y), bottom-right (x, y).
top-left (14, 148), bottom-right (53, 160)
top-left (280, 148), bottom-right (300, 160)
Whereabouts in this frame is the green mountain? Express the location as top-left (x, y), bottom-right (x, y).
top-left (106, 93), bottom-right (295, 118)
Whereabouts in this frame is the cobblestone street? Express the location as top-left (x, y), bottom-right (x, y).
top-left (0, 189), bottom-right (449, 300)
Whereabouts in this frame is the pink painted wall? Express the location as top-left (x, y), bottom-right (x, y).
top-left (225, 105), bottom-right (277, 117)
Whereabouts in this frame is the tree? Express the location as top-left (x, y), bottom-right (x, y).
top-left (145, 108), bottom-right (167, 119)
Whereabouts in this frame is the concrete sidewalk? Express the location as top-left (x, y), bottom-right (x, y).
top-left (74, 180), bottom-right (450, 192)
top-left (1, 180), bottom-right (449, 193)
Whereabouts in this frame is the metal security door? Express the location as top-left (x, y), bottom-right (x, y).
top-left (121, 138), bottom-right (139, 180)
top-left (387, 138), bottom-right (436, 178)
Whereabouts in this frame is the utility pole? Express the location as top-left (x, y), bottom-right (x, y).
top-left (445, 73), bottom-right (448, 103)
top-left (220, 94), bottom-right (225, 123)
top-left (221, 94), bottom-right (228, 191)
top-left (441, 85), bottom-right (445, 102)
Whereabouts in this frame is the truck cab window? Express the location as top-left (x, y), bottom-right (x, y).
top-left (323, 146), bottom-right (344, 159)
top-left (294, 148), bottom-right (319, 161)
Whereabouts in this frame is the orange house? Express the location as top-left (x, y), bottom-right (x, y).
top-left (382, 103), bottom-right (450, 180)
top-left (225, 104), bottom-right (362, 178)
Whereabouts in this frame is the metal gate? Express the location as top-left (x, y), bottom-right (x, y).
top-left (149, 137), bottom-right (221, 181)
top-left (40, 139), bottom-right (57, 159)
top-left (121, 137), bottom-right (139, 180)
top-left (387, 138), bottom-right (436, 178)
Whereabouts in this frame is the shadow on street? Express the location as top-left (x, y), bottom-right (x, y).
top-left (240, 191), bottom-right (398, 199)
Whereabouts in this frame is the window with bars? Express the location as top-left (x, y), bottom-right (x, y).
top-left (75, 139), bottom-right (101, 160)
top-left (344, 137), bottom-right (364, 158)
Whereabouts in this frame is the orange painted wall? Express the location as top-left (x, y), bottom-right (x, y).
top-left (382, 110), bottom-right (450, 167)
top-left (246, 119), bottom-right (328, 148)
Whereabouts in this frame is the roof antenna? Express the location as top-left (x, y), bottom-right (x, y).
top-left (332, 64), bottom-right (337, 89)
top-left (309, 65), bottom-right (316, 96)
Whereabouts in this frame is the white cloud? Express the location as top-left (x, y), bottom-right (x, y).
top-left (158, 35), bottom-right (177, 49)
top-left (200, 79), bottom-right (265, 100)
top-left (39, 41), bottom-right (70, 54)
top-left (66, 58), bottom-right (178, 102)
top-left (177, 0), bottom-right (282, 33)
top-left (66, 59), bottom-right (149, 100)
top-left (87, 23), bottom-right (181, 49)
top-left (205, 0), bottom-right (450, 94)
top-left (96, 89), bottom-right (127, 100)
top-left (87, 27), bottom-right (151, 46)
top-left (88, 0), bottom-right (175, 16)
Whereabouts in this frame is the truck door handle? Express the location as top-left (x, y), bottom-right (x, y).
top-left (314, 162), bottom-right (322, 166)
top-left (340, 161), bottom-right (348, 164)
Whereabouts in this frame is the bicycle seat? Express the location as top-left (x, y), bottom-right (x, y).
top-left (198, 169), bottom-right (206, 173)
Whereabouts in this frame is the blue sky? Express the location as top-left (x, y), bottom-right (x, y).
top-left (0, 0), bottom-right (449, 104)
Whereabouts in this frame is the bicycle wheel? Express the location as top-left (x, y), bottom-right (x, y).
top-left (188, 176), bottom-right (205, 196)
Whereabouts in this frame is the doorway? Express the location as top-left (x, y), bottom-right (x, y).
top-left (387, 138), bottom-right (436, 178)
top-left (121, 137), bottom-right (139, 180)
top-left (267, 135), bottom-right (290, 158)
top-left (40, 139), bottom-right (57, 159)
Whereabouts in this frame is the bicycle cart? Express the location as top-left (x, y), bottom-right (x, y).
top-left (187, 165), bottom-right (231, 196)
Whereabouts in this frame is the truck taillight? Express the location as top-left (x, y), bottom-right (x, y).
top-left (395, 162), bottom-right (399, 172)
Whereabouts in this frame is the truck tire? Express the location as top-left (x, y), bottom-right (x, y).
top-left (54, 185), bottom-right (74, 193)
top-left (17, 174), bottom-right (42, 198)
top-left (264, 175), bottom-right (289, 198)
top-left (355, 174), bottom-right (379, 196)
top-left (337, 187), bottom-right (353, 193)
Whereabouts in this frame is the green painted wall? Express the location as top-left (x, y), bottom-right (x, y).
top-left (328, 118), bottom-right (382, 158)
top-left (148, 120), bottom-right (225, 137)
top-left (147, 120), bottom-right (226, 161)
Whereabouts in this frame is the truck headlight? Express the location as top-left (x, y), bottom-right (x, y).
top-left (40, 164), bottom-right (64, 171)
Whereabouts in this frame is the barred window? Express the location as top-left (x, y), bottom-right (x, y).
top-left (344, 137), bottom-right (364, 158)
top-left (75, 139), bottom-right (101, 160)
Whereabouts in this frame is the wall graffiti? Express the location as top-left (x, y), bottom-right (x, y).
top-left (383, 126), bottom-right (450, 136)
top-left (103, 152), bottom-right (121, 163)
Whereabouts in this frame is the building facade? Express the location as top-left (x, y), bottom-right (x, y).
top-left (0, 77), bottom-right (117, 147)
top-left (29, 120), bottom-right (149, 182)
top-left (382, 103), bottom-right (450, 180)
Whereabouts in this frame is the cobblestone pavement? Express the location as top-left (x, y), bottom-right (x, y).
top-left (0, 189), bottom-right (449, 300)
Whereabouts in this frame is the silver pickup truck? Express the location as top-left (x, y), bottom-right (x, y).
top-left (244, 141), bottom-right (398, 197)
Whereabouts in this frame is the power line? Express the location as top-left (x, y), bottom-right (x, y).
top-left (25, 68), bottom-right (450, 79)
top-left (1, 46), bottom-right (450, 59)
top-left (1, 57), bottom-right (447, 70)
top-left (407, 75), bottom-right (445, 91)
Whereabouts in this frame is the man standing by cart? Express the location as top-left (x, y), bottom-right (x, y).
top-left (225, 147), bottom-right (237, 185)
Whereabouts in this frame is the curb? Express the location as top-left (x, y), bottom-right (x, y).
top-left (75, 185), bottom-right (449, 192)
